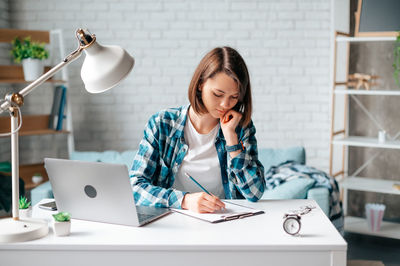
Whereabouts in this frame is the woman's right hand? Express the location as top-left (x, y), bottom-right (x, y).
top-left (181, 192), bottom-right (225, 213)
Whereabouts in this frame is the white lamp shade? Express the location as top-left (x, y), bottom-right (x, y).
top-left (80, 42), bottom-right (134, 93)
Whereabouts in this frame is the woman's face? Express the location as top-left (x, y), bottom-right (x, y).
top-left (200, 72), bottom-right (240, 119)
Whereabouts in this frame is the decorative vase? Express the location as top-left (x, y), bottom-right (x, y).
top-left (31, 174), bottom-right (43, 184)
top-left (19, 206), bottom-right (32, 219)
top-left (52, 220), bottom-right (71, 237)
top-left (21, 58), bottom-right (44, 81)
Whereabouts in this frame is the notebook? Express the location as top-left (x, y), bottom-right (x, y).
top-left (172, 201), bottom-right (264, 223)
top-left (44, 158), bottom-right (171, 227)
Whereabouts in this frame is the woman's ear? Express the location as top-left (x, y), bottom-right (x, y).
top-left (196, 84), bottom-right (202, 100)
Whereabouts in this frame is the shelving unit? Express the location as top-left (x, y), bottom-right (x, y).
top-left (336, 36), bottom-right (396, 42)
top-left (329, 32), bottom-right (400, 239)
top-left (332, 136), bottom-right (400, 149)
top-left (0, 28), bottom-right (73, 191)
top-left (0, 66), bottom-right (66, 84)
top-left (0, 115), bottom-right (69, 136)
top-left (334, 89), bottom-right (400, 96)
top-left (344, 216), bottom-right (400, 239)
top-left (341, 177), bottom-right (400, 196)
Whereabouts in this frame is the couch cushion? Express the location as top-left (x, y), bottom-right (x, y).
top-left (70, 150), bottom-right (137, 169)
top-left (30, 181), bottom-right (54, 206)
top-left (258, 146), bottom-right (305, 172)
top-left (261, 178), bottom-right (315, 200)
top-left (307, 187), bottom-right (330, 216)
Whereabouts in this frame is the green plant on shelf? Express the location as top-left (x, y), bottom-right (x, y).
top-left (393, 32), bottom-right (400, 88)
top-left (52, 212), bottom-right (71, 222)
top-left (19, 196), bottom-right (31, 209)
top-left (10, 36), bottom-right (49, 63)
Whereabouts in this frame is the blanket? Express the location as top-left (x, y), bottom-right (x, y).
top-left (265, 161), bottom-right (344, 233)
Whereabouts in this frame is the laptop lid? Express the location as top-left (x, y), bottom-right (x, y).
top-left (44, 158), bottom-right (169, 227)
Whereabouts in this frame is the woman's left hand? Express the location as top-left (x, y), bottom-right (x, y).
top-left (220, 110), bottom-right (242, 139)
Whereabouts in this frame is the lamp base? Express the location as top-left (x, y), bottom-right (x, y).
top-left (0, 217), bottom-right (48, 243)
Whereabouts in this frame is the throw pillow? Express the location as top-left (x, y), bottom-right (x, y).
top-left (261, 178), bottom-right (315, 200)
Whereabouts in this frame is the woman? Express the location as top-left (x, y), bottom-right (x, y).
top-left (130, 46), bottom-right (265, 213)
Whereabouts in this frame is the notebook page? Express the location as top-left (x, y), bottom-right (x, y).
top-left (172, 201), bottom-right (263, 223)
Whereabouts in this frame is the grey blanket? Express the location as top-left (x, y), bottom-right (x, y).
top-left (265, 161), bottom-right (344, 233)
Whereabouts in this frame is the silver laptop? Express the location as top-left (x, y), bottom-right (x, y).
top-left (44, 158), bottom-right (170, 227)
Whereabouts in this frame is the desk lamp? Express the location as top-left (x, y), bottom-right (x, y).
top-left (0, 29), bottom-right (134, 242)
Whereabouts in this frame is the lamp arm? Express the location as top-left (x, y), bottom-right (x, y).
top-left (0, 46), bottom-right (83, 220)
top-left (0, 47), bottom-right (84, 114)
top-left (20, 47), bottom-right (83, 96)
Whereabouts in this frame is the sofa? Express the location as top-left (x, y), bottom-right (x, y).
top-left (31, 147), bottom-right (330, 216)
top-left (258, 146), bottom-right (329, 216)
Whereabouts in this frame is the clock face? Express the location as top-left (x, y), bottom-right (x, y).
top-left (283, 217), bottom-right (301, 235)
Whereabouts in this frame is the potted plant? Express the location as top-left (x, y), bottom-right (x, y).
top-left (31, 172), bottom-right (43, 184)
top-left (19, 196), bottom-right (32, 218)
top-left (52, 212), bottom-right (71, 236)
top-left (10, 36), bottom-right (49, 81)
top-left (393, 33), bottom-right (400, 88)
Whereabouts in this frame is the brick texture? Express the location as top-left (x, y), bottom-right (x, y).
top-left (1, 0), bottom-right (332, 171)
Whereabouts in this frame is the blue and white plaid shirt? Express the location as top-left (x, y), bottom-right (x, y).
top-left (129, 105), bottom-right (265, 208)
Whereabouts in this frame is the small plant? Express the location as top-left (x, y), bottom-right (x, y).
top-left (10, 36), bottom-right (49, 63)
top-left (19, 196), bottom-right (31, 209)
top-left (52, 212), bottom-right (71, 222)
top-left (393, 32), bottom-right (400, 87)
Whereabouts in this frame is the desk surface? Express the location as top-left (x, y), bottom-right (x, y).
top-left (1, 199), bottom-right (346, 251)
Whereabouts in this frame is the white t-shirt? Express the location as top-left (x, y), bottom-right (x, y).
top-left (173, 117), bottom-right (225, 198)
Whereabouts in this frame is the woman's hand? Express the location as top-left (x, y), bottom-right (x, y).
top-left (181, 192), bottom-right (225, 213)
top-left (220, 110), bottom-right (242, 150)
top-left (220, 110), bottom-right (242, 137)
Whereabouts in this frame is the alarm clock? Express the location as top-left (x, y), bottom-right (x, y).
top-left (283, 213), bottom-right (301, 235)
top-left (283, 205), bottom-right (315, 236)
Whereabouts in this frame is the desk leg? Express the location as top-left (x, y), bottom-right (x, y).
top-left (331, 250), bottom-right (347, 266)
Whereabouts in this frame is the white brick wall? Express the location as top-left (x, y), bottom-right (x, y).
top-left (0, 0), bottom-right (8, 27)
top-left (3, 0), bottom-right (332, 171)
top-left (0, 0), bottom-right (10, 65)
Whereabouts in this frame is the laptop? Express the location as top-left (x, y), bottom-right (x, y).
top-left (44, 158), bottom-right (171, 227)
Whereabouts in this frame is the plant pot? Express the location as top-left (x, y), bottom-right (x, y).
top-left (52, 220), bottom-right (71, 237)
top-left (31, 174), bottom-right (43, 184)
top-left (19, 206), bottom-right (32, 219)
top-left (22, 58), bottom-right (44, 81)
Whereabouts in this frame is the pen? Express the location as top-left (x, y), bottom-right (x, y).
top-left (185, 172), bottom-right (226, 211)
top-left (184, 172), bottom-right (211, 195)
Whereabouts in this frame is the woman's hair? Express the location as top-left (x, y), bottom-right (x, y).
top-left (188, 46), bottom-right (252, 127)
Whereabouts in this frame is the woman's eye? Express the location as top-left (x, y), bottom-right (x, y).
top-left (213, 93), bottom-right (222, 97)
top-left (231, 96), bottom-right (239, 100)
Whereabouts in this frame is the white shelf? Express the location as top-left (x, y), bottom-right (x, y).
top-left (334, 89), bottom-right (400, 96)
top-left (345, 216), bottom-right (400, 239)
top-left (332, 136), bottom-right (400, 149)
top-left (341, 177), bottom-right (400, 195)
top-left (336, 36), bottom-right (396, 42)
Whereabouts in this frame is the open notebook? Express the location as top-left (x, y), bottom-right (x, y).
top-left (172, 201), bottom-right (265, 223)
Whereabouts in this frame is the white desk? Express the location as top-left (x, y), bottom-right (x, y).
top-left (0, 199), bottom-right (346, 266)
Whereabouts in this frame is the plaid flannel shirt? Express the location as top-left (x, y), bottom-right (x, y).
top-left (129, 105), bottom-right (265, 208)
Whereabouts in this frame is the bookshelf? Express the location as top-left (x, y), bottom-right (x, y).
top-left (0, 28), bottom-right (72, 191)
top-left (0, 115), bottom-right (69, 136)
top-left (0, 66), bottom-right (66, 84)
top-left (329, 32), bottom-right (400, 239)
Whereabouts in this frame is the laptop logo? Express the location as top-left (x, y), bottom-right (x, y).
top-left (84, 185), bottom-right (97, 198)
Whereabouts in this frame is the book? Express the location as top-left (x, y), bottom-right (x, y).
top-left (56, 86), bottom-right (67, 131)
top-left (172, 201), bottom-right (264, 223)
top-left (48, 86), bottom-right (63, 130)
